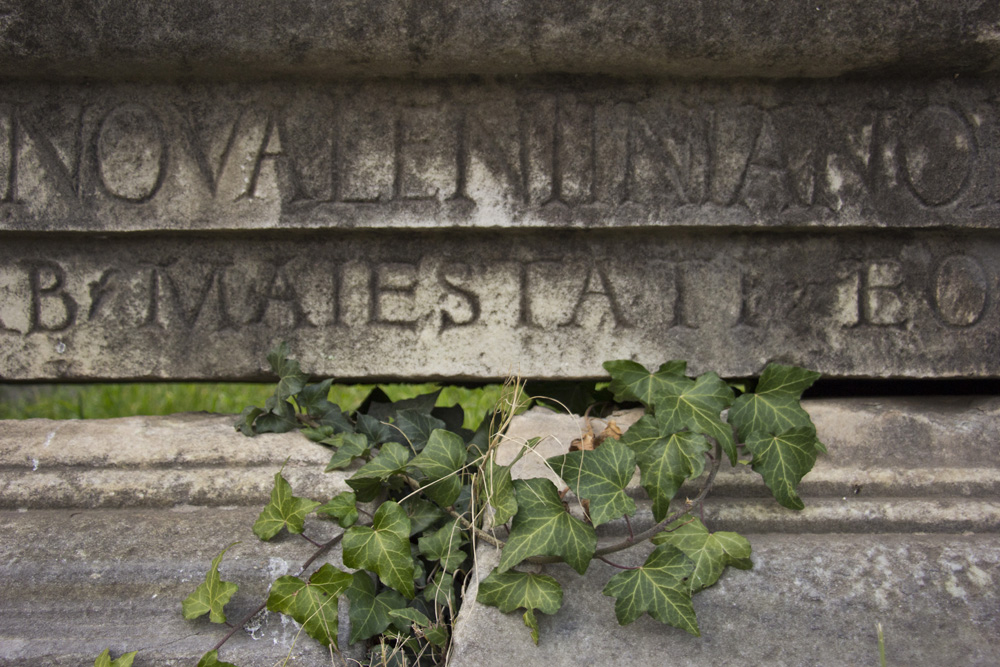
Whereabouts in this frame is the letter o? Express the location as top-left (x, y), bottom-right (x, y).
top-left (932, 255), bottom-right (988, 327)
top-left (901, 106), bottom-right (974, 207)
top-left (96, 104), bottom-right (168, 203)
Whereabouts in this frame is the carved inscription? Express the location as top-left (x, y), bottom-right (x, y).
top-left (1, 233), bottom-right (997, 380)
top-left (1, 81), bottom-right (1000, 230)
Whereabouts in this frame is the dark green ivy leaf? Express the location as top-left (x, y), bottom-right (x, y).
top-left (394, 409), bottom-right (446, 451)
top-left (479, 458), bottom-right (518, 526)
top-left (267, 342), bottom-right (309, 400)
top-left (94, 649), bottom-right (138, 667)
top-left (653, 517), bottom-right (752, 592)
top-left (407, 429), bottom-right (466, 508)
top-left (745, 426), bottom-right (820, 510)
top-left (643, 372), bottom-right (737, 464)
top-left (728, 363), bottom-right (821, 442)
top-left (195, 651), bottom-right (239, 667)
top-left (356, 413), bottom-right (395, 446)
top-left (476, 569), bottom-right (563, 645)
top-left (603, 360), bottom-right (688, 406)
top-left (347, 442), bottom-right (412, 502)
top-left (252, 471), bottom-right (320, 540)
top-left (602, 544), bottom-right (699, 635)
top-left (620, 416), bottom-right (711, 522)
top-left (343, 501), bottom-right (415, 598)
top-left (547, 439), bottom-right (636, 527)
top-left (267, 563), bottom-right (353, 647)
top-left (417, 520), bottom-right (468, 572)
top-left (498, 478), bottom-right (597, 575)
top-left (324, 433), bottom-right (372, 471)
top-left (254, 394), bottom-right (298, 434)
top-left (316, 491), bottom-right (359, 528)
top-left (387, 608), bottom-right (449, 647)
top-left (234, 405), bottom-right (263, 436)
top-left (402, 497), bottom-right (447, 536)
top-left (424, 571), bottom-right (456, 608)
top-left (182, 543), bottom-right (239, 623)
top-left (295, 378), bottom-right (334, 414)
top-left (345, 572), bottom-right (408, 644)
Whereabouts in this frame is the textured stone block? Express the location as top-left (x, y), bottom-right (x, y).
top-left (0, 1), bottom-right (997, 80)
top-left (2, 230), bottom-right (999, 380)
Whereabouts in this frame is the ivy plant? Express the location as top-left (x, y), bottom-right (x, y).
top-left (95, 345), bottom-right (824, 666)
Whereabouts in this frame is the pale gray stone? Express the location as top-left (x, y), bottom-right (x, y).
top-left (3, 231), bottom-right (999, 380)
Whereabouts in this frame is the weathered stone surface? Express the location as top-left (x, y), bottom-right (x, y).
top-left (0, 413), bottom-right (349, 508)
top-left (2, 230), bottom-right (999, 380)
top-left (0, 1), bottom-right (997, 80)
top-left (0, 507), bottom-right (360, 665)
top-left (451, 534), bottom-right (1000, 667)
top-left (450, 398), bottom-right (1000, 666)
top-left (1, 79), bottom-right (999, 232)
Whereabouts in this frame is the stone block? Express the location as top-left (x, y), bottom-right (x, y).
top-left (0, 1), bottom-right (997, 80)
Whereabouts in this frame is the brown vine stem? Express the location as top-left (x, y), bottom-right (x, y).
top-left (210, 531), bottom-right (344, 653)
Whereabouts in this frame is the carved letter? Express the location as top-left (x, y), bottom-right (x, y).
top-left (96, 104), bottom-right (168, 203)
top-left (369, 262), bottom-right (420, 329)
top-left (26, 260), bottom-right (78, 333)
top-left (238, 115), bottom-right (283, 201)
top-left (438, 262), bottom-right (481, 331)
top-left (560, 266), bottom-right (630, 329)
top-left (845, 261), bottom-right (908, 328)
top-left (247, 259), bottom-right (314, 329)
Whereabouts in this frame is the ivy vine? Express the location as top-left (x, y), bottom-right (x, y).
top-left (95, 343), bottom-right (824, 666)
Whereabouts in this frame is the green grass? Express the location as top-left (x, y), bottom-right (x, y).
top-left (0, 382), bottom-right (503, 430)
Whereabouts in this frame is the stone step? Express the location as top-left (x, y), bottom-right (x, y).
top-left (0, 397), bottom-right (996, 663)
top-left (450, 533), bottom-right (1000, 667)
top-left (1, 1), bottom-right (996, 81)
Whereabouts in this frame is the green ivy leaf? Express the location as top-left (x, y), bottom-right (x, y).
top-left (94, 649), bottom-right (138, 667)
top-left (394, 409), bottom-right (446, 451)
top-left (417, 520), bottom-right (468, 572)
top-left (195, 651), bottom-right (239, 667)
top-left (387, 608), bottom-right (449, 647)
top-left (345, 572), bottom-right (407, 644)
top-left (254, 394), bottom-right (298, 434)
top-left (356, 413), bottom-right (395, 446)
top-left (479, 458), bottom-right (518, 526)
top-left (347, 442), bottom-right (412, 502)
top-left (343, 501), bottom-right (415, 598)
top-left (401, 497), bottom-right (446, 536)
top-left (316, 491), bottom-right (358, 528)
top-left (728, 363), bottom-right (821, 442)
top-left (267, 342), bottom-right (309, 400)
top-left (476, 569), bottom-right (563, 645)
top-left (295, 378), bottom-right (334, 415)
top-left (652, 517), bottom-right (752, 592)
top-left (620, 416), bottom-right (711, 522)
top-left (325, 433), bottom-right (372, 471)
top-left (498, 478), bottom-right (597, 575)
top-left (547, 439), bottom-right (636, 527)
top-left (424, 571), bottom-right (456, 608)
top-left (407, 429), bottom-right (466, 508)
top-left (745, 427), bottom-right (819, 510)
top-left (182, 543), bottom-right (239, 623)
top-left (602, 544), bottom-right (699, 635)
top-left (603, 360), bottom-right (687, 406)
top-left (267, 563), bottom-right (353, 647)
top-left (645, 372), bottom-right (737, 464)
top-left (252, 472), bottom-right (321, 540)
top-left (234, 405), bottom-right (263, 436)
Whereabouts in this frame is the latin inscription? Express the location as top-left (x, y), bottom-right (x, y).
top-left (1, 80), bottom-right (1000, 230)
top-left (1, 233), bottom-right (997, 380)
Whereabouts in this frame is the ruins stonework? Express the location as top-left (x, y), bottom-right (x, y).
top-left (2, 79), bottom-right (999, 379)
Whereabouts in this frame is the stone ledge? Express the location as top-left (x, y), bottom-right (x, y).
top-left (0, 1), bottom-right (997, 81)
top-left (450, 533), bottom-right (1000, 667)
top-left (0, 507), bottom-right (359, 666)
